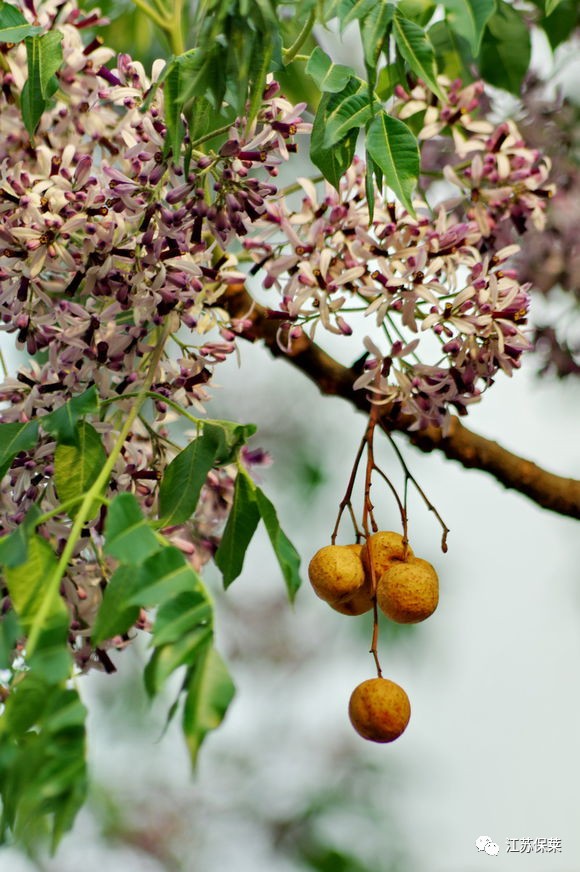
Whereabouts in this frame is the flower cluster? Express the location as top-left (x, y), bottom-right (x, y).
top-left (506, 79), bottom-right (580, 378)
top-left (245, 77), bottom-right (552, 432)
top-left (0, 0), bottom-right (308, 670)
top-left (394, 77), bottom-right (554, 236)
top-left (0, 8), bottom-right (309, 424)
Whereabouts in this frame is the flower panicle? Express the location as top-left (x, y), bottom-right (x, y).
top-left (245, 76), bottom-right (551, 432)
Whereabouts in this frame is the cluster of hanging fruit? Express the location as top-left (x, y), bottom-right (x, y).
top-left (308, 531), bottom-right (439, 743)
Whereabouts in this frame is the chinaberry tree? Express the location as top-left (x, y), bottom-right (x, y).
top-left (0, 0), bottom-right (578, 851)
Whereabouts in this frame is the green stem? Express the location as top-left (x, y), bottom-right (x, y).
top-left (151, 0), bottom-right (169, 15)
top-left (168, 0), bottom-right (185, 55)
top-left (35, 494), bottom-right (110, 527)
top-left (102, 390), bottom-right (203, 426)
top-left (26, 324), bottom-right (172, 658)
top-left (277, 174), bottom-right (324, 197)
top-left (130, 0), bottom-right (184, 54)
top-left (131, 0), bottom-right (170, 31)
top-left (190, 122), bottom-right (233, 149)
top-left (283, 10), bottom-right (316, 66)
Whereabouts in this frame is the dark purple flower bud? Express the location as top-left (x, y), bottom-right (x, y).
top-left (219, 140), bottom-right (240, 157)
top-left (263, 80), bottom-right (280, 100)
top-left (165, 184), bottom-right (192, 204)
top-left (97, 65), bottom-right (122, 86)
top-left (336, 316), bottom-right (352, 336)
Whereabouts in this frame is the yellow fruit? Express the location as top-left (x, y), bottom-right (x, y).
top-left (308, 544), bottom-right (366, 604)
top-left (361, 531), bottom-right (413, 581)
top-left (329, 544), bottom-right (374, 615)
top-left (349, 677), bottom-right (411, 743)
top-left (329, 581), bottom-right (374, 615)
top-left (377, 557), bottom-right (438, 624)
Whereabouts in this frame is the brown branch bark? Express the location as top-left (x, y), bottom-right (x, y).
top-left (223, 284), bottom-right (580, 520)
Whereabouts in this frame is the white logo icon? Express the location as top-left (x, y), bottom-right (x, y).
top-left (476, 836), bottom-right (500, 855)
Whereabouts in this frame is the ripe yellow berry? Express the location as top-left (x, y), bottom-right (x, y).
top-left (308, 544), bottom-right (366, 605)
top-left (361, 531), bottom-right (413, 581)
top-left (349, 677), bottom-right (411, 743)
top-left (329, 544), bottom-right (374, 615)
top-left (377, 557), bottom-right (439, 624)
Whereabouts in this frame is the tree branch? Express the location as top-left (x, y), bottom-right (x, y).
top-left (223, 284), bottom-right (580, 521)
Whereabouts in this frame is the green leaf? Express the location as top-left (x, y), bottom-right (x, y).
top-left (20, 83), bottom-right (43, 139)
top-left (4, 535), bottom-right (71, 682)
top-left (0, 676), bottom-right (87, 851)
top-left (158, 430), bottom-right (221, 526)
top-left (338, 0), bottom-right (377, 31)
top-left (441, 0), bottom-right (495, 55)
top-left (546, 0), bottom-right (565, 14)
top-left (151, 590), bottom-right (211, 648)
top-left (365, 151), bottom-right (376, 223)
top-left (429, 18), bottom-right (474, 79)
top-left (376, 63), bottom-right (405, 100)
top-left (322, 87), bottom-right (374, 148)
top-left (397, 0), bottom-right (437, 26)
top-left (0, 506), bottom-right (41, 568)
top-left (366, 110), bottom-right (419, 214)
top-left (539, 0), bottom-right (577, 50)
top-left (214, 471), bottom-right (260, 587)
top-left (40, 386), bottom-right (100, 445)
top-left (128, 547), bottom-right (203, 608)
top-left (255, 487), bottom-right (302, 602)
top-left (186, 94), bottom-right (212, 144)
top-left (0, 23), bottom-right (42, 41)
top-left (91, 565), bottom-right (141, 645)
top-left (27, 622), bottom-right (72, 685)
top-left (203, 419), bottom-right (257, 466)
top-left (178, 45), bottom-right (226, 110)
top-left (54, 421), bottom-right (106, 519)
top-left (182, 645), bottom-right (235, 766)
top-left (4, 536), bottom-right (58, 632)
top-left (479, 1), bottom-right (531, 95)
top-left (311, 76), bottom-right (369, 149)
top-left (0, 420), bottom-right (39, 480)
top-left (305, 46), bottom-right (355, 93)
top-left (360, 1), bottom-right (394, 76)
top-left (160, 47), bottom-right (227, 159)
top-left (163, 59), bottom-right (186, 162)
top-left (103, 493), bottom-right (160, 564)
top-left (37, 31), bottom-right (64, 97)
top-left (245, 34), bottom-right (274, 125)
top-left (21, 31), bottom-right (63, 137)
top-left (0, 1), bottom-right (42, 42)
top-left (0, 609), bottom-right (22, 669)
top-left (0, 1), bottom-right (26, 26)
top-left (311, 93), bottom-right (358, 190)
top-left (142, 562), bottom-right (213, 698)
top-left (144, 626), bottom-right (213, 697)
top-left (393, 10), bottom-right (442, 97)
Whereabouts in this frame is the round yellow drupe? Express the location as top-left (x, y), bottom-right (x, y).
top-left (308, 544), bottom-right (366, 605)
top-left (329, 544), bottom-right (374, 615)
top-left (349, 677), bottom-right (411, 743)
top-left (377, 557), bottom-right (439, 624)
top-left (361, 531), bottom-right (413, 582)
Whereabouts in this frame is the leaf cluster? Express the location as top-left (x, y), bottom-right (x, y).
top-left (0, 393), bottom-right (300, 850)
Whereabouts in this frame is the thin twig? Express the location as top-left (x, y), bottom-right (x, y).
top-left (372, 463), bottom-right (407, 539)
top-left (380, 422), bottom-right (450, 552)
top-left (330, 430), bottom-right (367, 544)
top-left (283, 10), bottom-right (316, 65)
